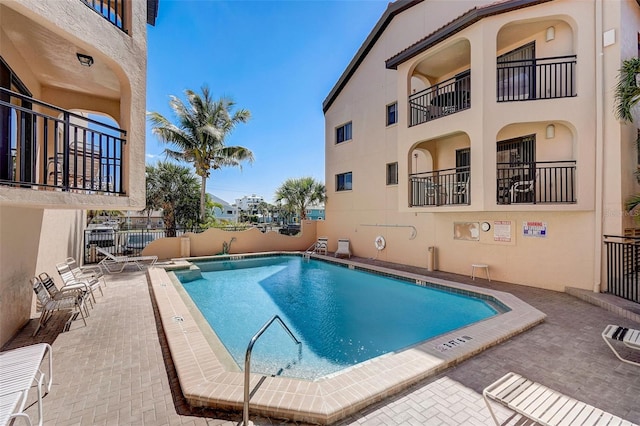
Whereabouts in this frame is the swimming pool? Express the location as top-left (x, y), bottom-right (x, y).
top-left (176, 255), bottom-right (501, 380)
top-left (152, 253), bottom-right (545, 424)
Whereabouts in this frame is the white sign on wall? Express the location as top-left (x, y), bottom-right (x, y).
top-left (493, 221), bottom-right (512, 242)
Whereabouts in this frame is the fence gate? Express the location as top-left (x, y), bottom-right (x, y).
top-left (603, 235), bottom-right (640, 303)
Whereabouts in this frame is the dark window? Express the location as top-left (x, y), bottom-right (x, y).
top-left (386, 103), bottom-right (397, 126)
top-left (386, 162), bottom-right (398, 185)
top-left (497, 42), bottom-right (535, 101)
top-left (336, 172), bottom-right (352, 191)
top-left (336, 122), bottom-right (352, 144)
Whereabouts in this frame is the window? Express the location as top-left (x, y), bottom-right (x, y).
top-left (497, 42), bottom-right (535, 101)
top-left (386, 103), bottom-right (397, 126)
top-left (386, 162), bottom-right (398, 185)
top-left (336, 172), bottom-right (352, 191)
top-left (336, 122), bottom-right (352, 144)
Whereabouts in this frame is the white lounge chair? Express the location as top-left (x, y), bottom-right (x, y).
top-left (0, 343), bottom-right (53, 426)
top-left (96, 247), bottom-right (158, 273)
top-left (483, 372), bottom-right (636, 426)
top-left (334, 238), bottom-right (351, 258)
top-left (56, 262), bottom-right (103, 303)
top-left (65, 257), bottom-right (106, 288)
top-left (39, 272), bottom-right (93, 311)
top-left (602, 324), bottom-right (640, 366)
top-left (315, 237), bottom-right (328, 255)
top-left (31, 277), bottom-right (87, 336)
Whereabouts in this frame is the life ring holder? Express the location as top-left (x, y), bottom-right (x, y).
top-left (374, 235), bottom-right (386, 251)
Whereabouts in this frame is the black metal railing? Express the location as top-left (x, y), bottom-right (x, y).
top-left (497, 55), bottom-right (577, 102)
top-left (496, 160), bottom-right (576, 205)
top-left (409, 72), bottom-right (471, 127)
top-left (604, 235), bottom-right (640, 303)
top-left (409, 166), bottom-right (470, 207)
top-left (0, 87), bottom-right (126, 194)
top-left (80, 0), bottom-right (126, 32)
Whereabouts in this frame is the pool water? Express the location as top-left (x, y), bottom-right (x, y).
top-left (177, 255), bottom-right (498, 380)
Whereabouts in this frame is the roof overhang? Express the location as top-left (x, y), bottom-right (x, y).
top-left (322, 0), bottom-right (422, 113)
top-left (147, 0), bottom-right (159, 26)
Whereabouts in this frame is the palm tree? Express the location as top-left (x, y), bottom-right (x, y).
top-left (147, 85), bottom-right (254, 220)
top-left (274, 177), bottom-right (326, 221)
top-left (614, 58), bottom-right (640, 213)
top-left (146, 162), bottom-right (200, 236)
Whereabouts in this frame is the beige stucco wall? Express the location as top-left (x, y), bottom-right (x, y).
top-left (142, 221), bottom-right (319, 260)
top-left (0, 206), bottom-right (83, 345)
top-left (323, 0), bottom-right (640, 293)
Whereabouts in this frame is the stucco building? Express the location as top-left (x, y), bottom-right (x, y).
top-left (320, 0), bottom-right (640, 293)
top-left (0, 0), bottom-right (158, 346)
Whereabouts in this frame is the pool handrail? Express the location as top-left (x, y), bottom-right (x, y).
top-left (243, 315), bottom-right (301, 426)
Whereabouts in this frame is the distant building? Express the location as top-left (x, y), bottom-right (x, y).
top-left (306, 203), bottom-right (325, 221)
top-left (210, 194), bottom-right (238, 222)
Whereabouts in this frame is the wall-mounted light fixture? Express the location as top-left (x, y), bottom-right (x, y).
top-left (546, 26), bottom-right (555, 42)
top-left (546, 124), bottom-right (556, 139)
top-left (76, 53), bottom-right (94, 67)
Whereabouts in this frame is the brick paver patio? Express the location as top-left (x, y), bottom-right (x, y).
top-left (3, 258), bottom-right (639, 425)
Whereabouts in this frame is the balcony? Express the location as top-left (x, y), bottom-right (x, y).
top-left (409, 72), bottom-right (471, 127)
top-left (409, 166), bottom-right (470, 207)
top-left (0, 87), bottom-right (126, 195)
top-left (80, 0), bottom-right (126, 32)
top-left (497, 55), bottom-right (577, 102)
top-left (496, 161), bottom-right (576, 205)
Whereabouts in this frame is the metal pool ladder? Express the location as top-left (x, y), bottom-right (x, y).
top-left (243, 315), bottom-right (301, 426)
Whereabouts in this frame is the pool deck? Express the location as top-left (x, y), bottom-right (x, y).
top-left (2, 255), bottom-right (639, 425)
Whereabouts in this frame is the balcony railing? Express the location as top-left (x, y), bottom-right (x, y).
top-left (0, 87), bottom-right (126, 195)
top-left (497, 55), bottom-right (577, 102)
top-left (409, 166), bottom-right (470, 207)
top-left (80, 0), bottom-right (125, 32)
top-left (496, 161), bottom-right (576, 205)
top-left (409, 72), bottom-right (471, 127)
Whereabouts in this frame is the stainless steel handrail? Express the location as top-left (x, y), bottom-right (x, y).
top-left (243, 315), bottom-right (301, 425)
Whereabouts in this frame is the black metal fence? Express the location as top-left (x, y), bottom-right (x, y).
top-left (604, 235), bottom-right (640, 303)
top-left (497, 55), bottom-right (577, 102)
top-left (409, 72), bottom-right (471, 127)
top-left (83, 225), bottom-right (251, 263)
top-left (80, 0), bottom-right (126, 32)
top-left (496, 160), bottom-right (576, 205)
top-left (0, 87), bottom-right (126, 194)
top-left (409, 166), bottom-right (470, 207)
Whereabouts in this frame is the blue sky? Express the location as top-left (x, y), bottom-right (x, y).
top-left (145, 0), bottom-right (389, 205)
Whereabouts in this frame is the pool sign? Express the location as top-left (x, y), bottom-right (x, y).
top-left (493, 221), bottom-right (512, 242)
top-left (523, 221), bottom-right (547, 238)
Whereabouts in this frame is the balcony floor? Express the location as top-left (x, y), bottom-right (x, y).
top-left (2, 259), bottom-right (639, 425)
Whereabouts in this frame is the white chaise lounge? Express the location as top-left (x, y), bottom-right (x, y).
top-left (483, 372), bottom-right (637, 426)
top-left (96, 247), bottom-right (158, 273)
top-left (602, 324), bottom-right (640, 367)
top-left (0, 343), bottom-right (53, 426)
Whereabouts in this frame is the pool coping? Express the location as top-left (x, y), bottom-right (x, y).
top-left (148, 252), bottom-right (546, 425)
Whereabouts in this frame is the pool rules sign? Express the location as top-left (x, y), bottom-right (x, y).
top-left (522, 221), bottom-right (547, 238)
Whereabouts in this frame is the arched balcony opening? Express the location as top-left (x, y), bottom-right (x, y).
top-left (409, 132), bottom-right (471, 207)
top-left (495, 122), bottom-right (576, 205)
top-left (496, 17), bottom-right (576, 102)
top-left (408, 39), bottom-right (471, 127)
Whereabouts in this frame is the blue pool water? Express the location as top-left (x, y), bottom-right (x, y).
top-left (177, 255), bottom-right (499, 380)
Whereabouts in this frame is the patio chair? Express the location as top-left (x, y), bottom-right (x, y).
top-left (602, 324), bottom-right (640, 366)
top-left (65, 257), bottom-right (106, 288)
top-left (315, 237), bottom-right (328, 255)
top-left (0, 343), bottom-right (53, 426)
top-left (31, 277), bottom-right (87, 336)
top-left (96, 247), bottom-right (158, 273)
top-left (509, 172), bottom-right (538, 204)
top-left (39, 272), bottom-right (93, 311)
top-left (334, 239), bottom-right (351, 259)
top-left (483, 372), bottom-right (634, 426)
top-left (56, 262), bottom-right (103, 303)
